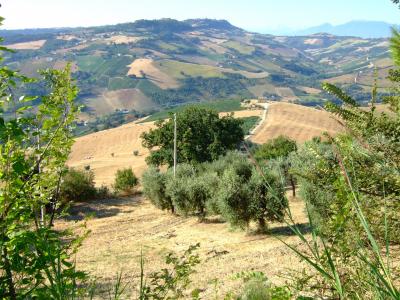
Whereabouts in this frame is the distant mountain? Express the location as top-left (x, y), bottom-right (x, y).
top-left (294, 20), bottom-right (396, 38)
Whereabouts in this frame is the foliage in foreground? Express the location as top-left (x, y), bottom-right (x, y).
top-left (278, 25), bottom-right (400, 299)
top-left (0, 33), bottom-right (87, 298)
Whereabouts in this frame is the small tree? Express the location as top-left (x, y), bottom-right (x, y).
top-left (114, 168), bottom-right (138, 194)
top-left (254, 136), bottom-right (297, 196)
top-left (142, 167), bottom-right (174, 213)
top-left (165, 164), bottom-right (196, 215)
top-left (216, 167), bottom-right (253, 228)
top-left (60, 168), bottom-right (97, 203)
top-left (248, 167), bottom-right (288, 230)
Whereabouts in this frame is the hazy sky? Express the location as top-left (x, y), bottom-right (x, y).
top-left (1, 0), bottom-right (400, 32)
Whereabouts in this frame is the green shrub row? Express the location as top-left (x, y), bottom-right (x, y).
top-left (142, 151), bottom-right (288, 229)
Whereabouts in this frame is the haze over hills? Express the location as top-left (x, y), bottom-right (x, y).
top-left (293, 20), bottom-right (396, 38)
top-left (1, 18), bottom-right (392, 134)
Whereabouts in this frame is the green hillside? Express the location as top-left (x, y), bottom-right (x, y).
top-left (2, 18), bottom-right (392, 128)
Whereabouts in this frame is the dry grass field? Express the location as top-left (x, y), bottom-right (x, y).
top-left (127, 58), bottom-right (180, 89)
top-left (68, 120), bottom-right (155, 186)
top-left (7, 39), bottom-right (46, 50)
top-left (105, 35), bottom-right (142, 45)
top-left (250, 102), bottom-right (344, 144)
top-left (56, 193), bottom-right (307, 298)
top-left (84, 88), bottom-right (154, 116)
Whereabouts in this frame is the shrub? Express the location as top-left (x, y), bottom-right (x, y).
top-left (60, 168), bottom-right (97, 203)
top-left (165, 163), bottom-right (196, 215)
top-left (142, 167), bottom-right (174, 212)
top-left (133, 150), bottom-right (139, 156)
top-left (216, 167), bottom-right (253, 228)
top-left (254, 135), bottom-right (297, 161)
top-left (248, 167), bottom-right (288, 229)
top-left (113, 168), bottom-right (138, 194)
top-left (186, 172), bottom-right (216, 218)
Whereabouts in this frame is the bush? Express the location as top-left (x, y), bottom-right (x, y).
top-left (254, 135), bottom-right (297, 161)
top-left (142, 167), bottom-right (174, 212)
top-left (60, 168), bottom-right (97, 203)
top-left (133, 150), bottom-right (139, 156)
top-left (248, 167), bottom-right (288, 229)
top-left (165, 164), bottom-right (196, 215)
top-left (113, 168), bottom-right (138, 194)
top-left (216, 166), bottom-right (253, 228)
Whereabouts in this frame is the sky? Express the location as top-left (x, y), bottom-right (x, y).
top-left (1, 0), bottom-right (400, 33)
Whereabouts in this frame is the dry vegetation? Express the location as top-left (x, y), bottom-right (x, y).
top-left (56, 193), bottom-right (307, 298)
top-left (250, 102), bottom-right (344, 144)
top-left (7, 39), bottom-right (46, 50)
top-left (127, 58), bottom-right (180, 89)
top-left (68, 120), bottom-right (155, 186)
top-left (85, 88), bottom-right (154, 116)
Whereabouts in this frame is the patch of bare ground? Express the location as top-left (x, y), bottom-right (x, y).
top-left (85, 88), bottom-right (154, 116)
top-left (250, 102), bottom-right (344, 144)
top-left (67, 121), bottom-right (155, 187)
top-left (7, 39), bottom-right (46, 50)
top-left (127, 58), bottom-right (180, 89)
top-left (55, 194), bottom-right (308, 298)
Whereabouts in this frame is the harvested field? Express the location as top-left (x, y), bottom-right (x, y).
top-left (85, 88), bottom-right (154, 115)
top-left (297, 86), bottom-right (321, 94)
top-left (68, 120), bottom-right (155, 186)
top-left (105, 35), bottom-right (142, 44)
top-left (56, 193), bottom-right (307, 298)
top-left (127, 58), bottom-right (180, 89)
top-left (7, 39), bottom-right (46, 50)
top-left (250, 102), bottom-right (344, 144)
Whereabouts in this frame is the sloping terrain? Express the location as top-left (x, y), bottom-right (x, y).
top-left (68, 110), bottom-right (263, 186)
top-left (56, 194), bottom-right (307, 298)
top-left (68, 103), bottom-right (343, 187)
top-left (2, 19), bottom-right (392, 125)
top-left (250, 102), bottom-right (344, 144)
top-left (68, 120), bottom-right (154, 186)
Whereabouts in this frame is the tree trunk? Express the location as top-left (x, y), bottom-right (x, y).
top-left (258, 217), bottom-right (266, 231)
top-left (290, 176), bottom-right (296, 198)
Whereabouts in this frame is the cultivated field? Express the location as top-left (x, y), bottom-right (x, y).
top-left (68, 120), bottom-right (154, 186)
top-left (7, 39), bottom-right (46, 50)
top-left (57, 193), bottom-right (307, 298)
top-left (250, 102), bottom-right (344, 144)
top-left (84, 88), bottom-right (154, 116)
top-left (127, 58), bottom-right (180, 89)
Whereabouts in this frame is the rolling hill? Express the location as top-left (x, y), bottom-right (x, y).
top-left (1, 18), bottom-right (393, 134)
top-left (68, 103), bottom-right (342, 186)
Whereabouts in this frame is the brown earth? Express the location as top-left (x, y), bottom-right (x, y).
top-left (56, 193), bottom-right (307, 298)
top-left (250, 102), bottom-right (344, 144)
top-left (7, 39), bottom-right (46, 50)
